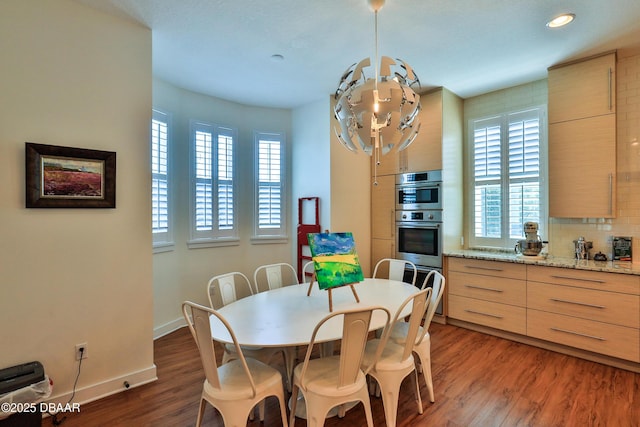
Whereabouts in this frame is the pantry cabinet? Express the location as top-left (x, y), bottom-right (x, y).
top-left (371, 174), bottom-right (395, 271)
top-left (547, 51), bottom-right (617, 218)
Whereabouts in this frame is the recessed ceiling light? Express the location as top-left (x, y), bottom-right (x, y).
top-left (546, 13), bottom-right (575, 28)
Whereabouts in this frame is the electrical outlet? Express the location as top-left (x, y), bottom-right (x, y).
top-left (75, 343), bottom-right (88, 360)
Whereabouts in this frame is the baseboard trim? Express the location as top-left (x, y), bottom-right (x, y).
top-left (45, 365), bottom-right (157, 410)
top-left (154, 316), bottom-right (186, 339)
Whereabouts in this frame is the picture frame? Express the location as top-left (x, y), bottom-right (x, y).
top-left (25, 142), bottom-right (116, 208)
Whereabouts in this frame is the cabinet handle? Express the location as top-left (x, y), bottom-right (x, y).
top-left (464, 265), bottom-right (504, 272)
top-left (464, 309), bottom-right (503, 319)
top-left (549, 275), bottom-right (606, 284)
top-left (608, 67), bottom-right (612, 111)
top-left (465, 284), bottom-right (504, 293)
top-left (550, 298), bottom-right (606, 309)
top-left (608, 173), bottom-right (613, 215)
top-left (550, 327), bottom-right (606, 342)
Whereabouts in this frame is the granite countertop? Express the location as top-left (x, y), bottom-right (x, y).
top-left (444, 249), bottom-right (640, 276)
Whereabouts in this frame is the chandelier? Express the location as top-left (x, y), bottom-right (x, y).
top-left (333, 0), bottom-right (422, 164)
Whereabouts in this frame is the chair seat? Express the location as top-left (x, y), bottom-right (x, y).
top-left (208, 358), bottom-right (283, 399)
top-left (362, 339), bottom-right (415, 372)
top-left (388, 321), bottom-right (427, 345)
top-left (293, 356), bottom-right (368, 396)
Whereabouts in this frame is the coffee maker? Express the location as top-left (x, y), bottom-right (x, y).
top-left (573, 236), bottom-right (593, 260)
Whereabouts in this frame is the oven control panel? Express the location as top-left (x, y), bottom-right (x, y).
top-left (396, 210), bottom-right (442, 222)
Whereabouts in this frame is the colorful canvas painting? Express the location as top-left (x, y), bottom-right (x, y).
top-left (307, 232), bottom-right (364, 290)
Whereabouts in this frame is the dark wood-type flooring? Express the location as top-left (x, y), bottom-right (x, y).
top-left (43, 323), bottom-right (640, 426)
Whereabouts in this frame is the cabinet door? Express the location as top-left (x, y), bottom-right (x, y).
top-left (548, 52), bottom-right (616, 123)
top-left (371, 174), bottom-right (395, 240)
top-left (549, 114), bottom-right (616, 218)
top-left (371, 238), bottom-right (395, 275)
top-left (401, 90), bottom-right (443, 172)
top-left (372, 148), bottom-right (400, 176)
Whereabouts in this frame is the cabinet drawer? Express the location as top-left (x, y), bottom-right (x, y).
top-left (528, 265), bottom-right (640, 295)
top-left (527, 309), bottom-right (639, 362)
top-left (528, 281), bottom-right (639, 328)
top-left (449, 271), bottom-right (526, 306)
top-left (448, 294), bottom-right (526, 335)
top-left (448, 257), bottom-right (526, 280)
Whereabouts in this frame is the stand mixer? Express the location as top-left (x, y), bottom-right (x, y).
top-left (515, 222), bottom-right (546, 256)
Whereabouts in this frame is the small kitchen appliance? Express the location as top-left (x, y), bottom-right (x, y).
top-left (573, 236), bottom-right (593, 260)
top-left (515, 221), bottom-right (546, 256)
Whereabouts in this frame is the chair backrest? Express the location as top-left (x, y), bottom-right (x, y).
top-left (298, 306), bottom-right (391, 389)
top-left (372, 258), bottom-right (417, 285)
top-left (253, 262), bottom-right (298, 292)
top-left (181, 301), bottom-right (257, 396)
top-left (207, 272), bottom-right (254, 308)
top-left (420, 271), bottom-right (446, 337)
top-left (379, 288), bottom-right (431, 361)
top-left (302, 260), bottom-right (316, 283)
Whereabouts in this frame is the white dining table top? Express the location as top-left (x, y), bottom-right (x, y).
top-left (210, 278), bottom-right (419, 347)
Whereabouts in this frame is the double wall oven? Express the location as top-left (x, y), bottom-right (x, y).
top-left (395, 170), bottom-right (443, 314)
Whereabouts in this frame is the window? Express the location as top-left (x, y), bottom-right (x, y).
top-left (189, 121), bottom-right (238, 247)
top-left (254, 131), bottom-right (286, 240)
top-left (151, 109), bottom-right (173, 250)
top-left (469, 107), bottom-right (546, 248)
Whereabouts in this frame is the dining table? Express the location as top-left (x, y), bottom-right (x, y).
top-left (208, 277), bottom-right (420, 419)
top-left (209, 277), bottom-right (420, 348)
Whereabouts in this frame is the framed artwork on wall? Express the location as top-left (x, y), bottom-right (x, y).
top-left (25, 142), bottom-right (116, 208)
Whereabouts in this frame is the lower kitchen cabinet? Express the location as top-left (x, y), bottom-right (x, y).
top-left (446, 256), bottom-right (640, 367)
top-left (447, 257), bottom-right (527, 334)
top-left (448, 294), bottom-right (526, 335)
top-left (527, 309), bottom-right (639, 362)
top-left (527, 265), bottom-right (640, 363)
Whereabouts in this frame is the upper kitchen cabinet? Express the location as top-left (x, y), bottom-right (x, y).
top-left (548, 51), bottom-right (617, 218)
top-left (372, 88), bottom-right (458, 175)
top-left (548, 52), bottom-right (616, 123)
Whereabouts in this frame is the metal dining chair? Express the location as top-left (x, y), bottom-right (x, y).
top-left (289, 306), bottom-right (391, 427)
top-left (388, 270), bottom-right (446, 402)
top-left (206, 271), bottom-right (295, 392)
top-left (181, 301), bottom-right (289, 427)
top-left (253, 262), bottom-right (298, 292)
top-left (361, 287), bottom-right (432, 427)
top-left (372, 258), bottom-right (417, 285)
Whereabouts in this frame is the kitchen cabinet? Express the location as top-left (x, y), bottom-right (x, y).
top-left (371, 174), bottom-right (395, 271)
top-left (547, 52), bottom-right (617, 218)
top-left (447, 257), bottom-right (527, 335)
top-left (548, 52), bottom-right (616, 123)
top-left (527, 265), bottom-right (639, 362)
top-left (371, 88), bottom-right (448, 175)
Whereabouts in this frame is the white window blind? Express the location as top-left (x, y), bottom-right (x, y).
top-left (254, 132), bottom-right (286, 239)
top-left (190, 121), bottom-right (238, 244)
top-left (151, 109), bottom-right (172, 248)
top-left (469, 107), bottom-right (546, 248)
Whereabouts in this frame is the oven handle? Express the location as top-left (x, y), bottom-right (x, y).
top-left (396, 222), bottom-right (441, 229)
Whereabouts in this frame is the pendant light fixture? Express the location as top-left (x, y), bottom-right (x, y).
top-left (333, 0), bottom-right (422, 173)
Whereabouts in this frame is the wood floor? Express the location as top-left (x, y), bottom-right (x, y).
top-left (43, 322), bottom-right (640, 427)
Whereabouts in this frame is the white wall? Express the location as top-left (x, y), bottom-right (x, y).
top-left (0, 0), bottom-right (155, 405)
top-left (152, 79), bottom-right (293, 334)
top-left (291, 97), bottom-right (332, 269)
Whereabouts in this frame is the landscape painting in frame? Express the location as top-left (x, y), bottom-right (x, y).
top-left (308, 232), bottom-right (364, 290)
top-left (26, 142), bottom-right (116, 208)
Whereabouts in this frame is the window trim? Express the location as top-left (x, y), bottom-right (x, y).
top-left (252, 131), bottom-right (287, 243)
top-left (151, 109), bottom-right (174, 253)
top-left (467, 105), bottom-right (548, 250)
top-left (188, 120), bottom-right (239, 249)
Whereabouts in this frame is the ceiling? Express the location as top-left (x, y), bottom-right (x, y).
top-left (75, 0), bottom-right (640, 109)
